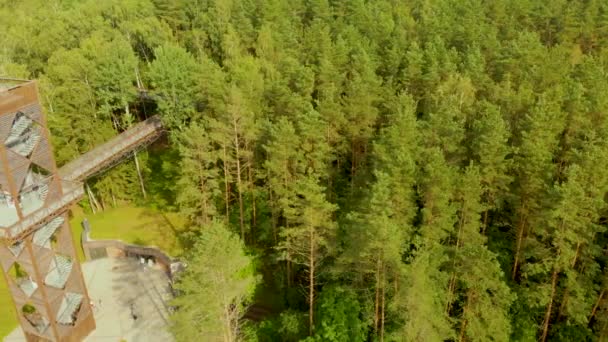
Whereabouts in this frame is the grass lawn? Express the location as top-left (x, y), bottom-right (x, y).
top-left (70, 205), bottom-right (186, 257)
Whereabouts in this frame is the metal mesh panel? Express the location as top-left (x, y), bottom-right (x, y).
top-left (0, 111), bottom-right (16, 142)
top-left (22, 103), bottom-right (43, 125)
top-left (44, 177), bottom-right (62, 207)
top-left (45, 254), bottom-right (73, 289)
top-left (6, 148), bottom-right (30, 173)
top-left (11, 160), bottom-right (31, 194)
top-left (32, 248), bottom-right (54, 276)
top-left (0, 171), bottom-right (10, 194)
top-left (1, 81), bottom-right (97, 342)
top-left (56, 292), bottom-right (83, 325)
top-left (46, 285), bottom-right (65, 312)
top-left (30, 135), bottom-right (54, 172)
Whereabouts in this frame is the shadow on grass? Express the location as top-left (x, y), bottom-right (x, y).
top-left (135, 208), bottom-right (195, 256)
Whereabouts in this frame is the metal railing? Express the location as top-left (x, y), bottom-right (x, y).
top-left (58, 116), bottom-right (164, 182)
top-left (0, 78), bottom-right (30, 92)
top-left (1, 116), bottom-right (164, 242)
top-left (2, 179), bottom-right (84, 241)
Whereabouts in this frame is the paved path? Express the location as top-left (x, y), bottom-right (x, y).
top-left (4, 258), bottom-right (173, 342)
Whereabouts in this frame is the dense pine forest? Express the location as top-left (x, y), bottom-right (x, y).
top-left (3, 0), bottom-right (608, 341)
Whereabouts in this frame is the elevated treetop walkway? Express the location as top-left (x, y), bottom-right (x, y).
top-left (0, 79), bottom-right (164, 243)
top-left (0, 78), bottom-right (165, 342)
top-left (58, 116), bottom-right (164, 182)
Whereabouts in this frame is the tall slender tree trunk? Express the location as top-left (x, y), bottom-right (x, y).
top-left (374, 259), bottom-right (381, 334)
top-left (590, 289), bottom-right (605, 323)
top-left (287, 258), bottom-right (292, 288)
top-left (111, 189), bottom-right (117, 208)
top-left (482, 209), bottom-right (489, 234)
top-left (459, 292), bottom-right (472, 342)
top-left (222, 301), bottom-right (234, 342)
top-left (326, 126), bottom-right (334, 204)
top-left (309, 225), bottom-right (315, 336)
top-left (246, 140), bottom-right (257, 230)
top-left (222, 145), bottom-right (230, 219)
top-left (541, 269), bottom-right (559, 342)
top-left (133, 151), bottom-right (147, 199)
top-left (199, 163), bottom-right (210, 225)
top-left (269, 191), bottom-right (277, 244)
top-left (380, 263), bottom-right (386, 342)
top-left (446, 273), bottom-right (457, 315)
top-left (512, 212), bottom-right (527, 280)
top-left (100, 196), bottom-right (106, 211)
top-left (233, 118), bottom-right (245, 241)
top-left (86, 182), bottom-right (99, 214)
top-left (350, 139), bottom-right (356, 188)
top-left (447, 202), bottom-right (467, 314)
top-left (134, 66), bottom-right (144, 90)
top-left (286, 217), bottom-right (292, 289)
top-left (247, 160), bottom-right (256, 238)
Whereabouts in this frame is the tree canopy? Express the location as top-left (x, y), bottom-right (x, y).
top-left (3, 0), bottom-right (608, 340)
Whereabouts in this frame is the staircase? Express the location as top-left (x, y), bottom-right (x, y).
top-left (5, 114), bottom-right (32, 145)
top-left (56, 292), bottom-right (83, 325)
top-left (33, 216), bottom-right (64, 247)
top-left (38, 183), bottom-right (49, 201)
top-left (12, 131), bottom-right (41, 156)
top-left (44, 255), bottom-right (73, 289)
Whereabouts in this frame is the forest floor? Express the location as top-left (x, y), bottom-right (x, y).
top-left (0, 204), bottom-right (185, 340)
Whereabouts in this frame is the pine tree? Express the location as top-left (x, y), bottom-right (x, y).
top-left (470, 101), bottom-right (512, 232)
top-left (175, 123), bottom-right (221, 226)
top-left (263, 117), bottom-right (300, 244)
top-left (511, 94), bottom-right (566, 280)
top-left (148, 43), bottom-right (202, 131)
top-left (397, 148), bottom-right (456, 341)
top-left (449, 166), bottom-right (513, 342)
top-left (279, 175), bottom-right (337, 336)
top-left (171, 220), bottom-right (259, 342)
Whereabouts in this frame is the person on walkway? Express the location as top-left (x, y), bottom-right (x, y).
top-left (130, 303), bottom-right (138, 321)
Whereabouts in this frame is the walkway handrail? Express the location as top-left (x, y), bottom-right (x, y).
top-left (2, 179), bottom-right (84, 242)
top-left (58, 116), bottom-right (164, 182)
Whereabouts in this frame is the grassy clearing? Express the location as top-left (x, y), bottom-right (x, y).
top-left (70, 205), bottom-right (186, 257)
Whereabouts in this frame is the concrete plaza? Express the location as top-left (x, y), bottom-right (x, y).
top-left (4, 257), bottom-right (174, 342)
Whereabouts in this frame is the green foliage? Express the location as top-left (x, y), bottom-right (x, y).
top-left (171, 220), bottom-right (259, 342)
top-left (247, 310), bottom-right (308, 342)
top-left (148, 43), bottom-right (201, 130)
top-left (313, 286), bottom-right (367, 342)
top-left (4, 0), bottom-right (608, 340)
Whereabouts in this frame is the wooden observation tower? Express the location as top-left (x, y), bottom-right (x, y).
top-left (0, 79), bottom-right (163, 341)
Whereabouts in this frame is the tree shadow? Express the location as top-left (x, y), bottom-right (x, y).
top-left (134, 208), bottom-right (194, 256)
top-left (107, 258), bottom-right (174, 341)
